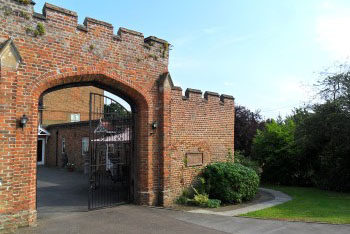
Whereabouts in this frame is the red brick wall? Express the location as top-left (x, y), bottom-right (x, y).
top-left (0, 0), bottom-right (234, 231)
top-left (42, 86), bottom-right (104, 125)
top-left (168, 88), bottom-right (235, 201)
top-left (45, 122), bottom-right (89, 170)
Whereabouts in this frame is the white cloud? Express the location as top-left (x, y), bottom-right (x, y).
top-left (316, 6), bottom-right (350, 59)
top-left (319, 1), bottom-right (336, 10)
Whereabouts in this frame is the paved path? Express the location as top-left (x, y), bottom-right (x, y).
top-left (188, 187), bottom-right (292, 216)
top-left (17, 167), bottom-right (350, 234)
top-left (168, 209), bottom-right (350, 234)
top-left (18, 205), bottom-right (227, 234)
top-left (36, 166), bottom-right (88, 219)
top-left (18, 205), bottom-right (350, 234)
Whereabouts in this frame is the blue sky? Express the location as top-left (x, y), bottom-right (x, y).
top-left (34, 0), bottom-right (350, 118)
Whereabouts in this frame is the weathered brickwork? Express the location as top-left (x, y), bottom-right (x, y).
top-left (168, 89), bottom-right (235, 200)
top-left (41, 86), bottom-right (104, 125)
top-left (0, 0), bottom-right (234, 231)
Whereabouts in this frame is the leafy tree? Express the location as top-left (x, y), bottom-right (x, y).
top-left (252, 119), bottom-right (304, 185)
top-left (234, 105), bottom-right (263, 156)
top-left (104, 102), bottom-right (130, 119)
top-left (317, 63), bottom-right (350, 112)
top-left (250, 62), bottom-right (350, 191)
top-left (296, 101), bottom-right (350, 191)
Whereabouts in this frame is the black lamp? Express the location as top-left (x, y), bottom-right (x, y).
top-left (20, 114), bottom-right (29, 128)
top-left (152, 121), bottom-right (158, 129)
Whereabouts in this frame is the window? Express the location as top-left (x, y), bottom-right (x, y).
top-left (82, 137), bottom-right (89, 155)
top-left (107, 144), bottom-right (115, 154)
top-left (62, 137), bottom-right (66, 153)
top-left (70, 113), bottom-right (80, 122)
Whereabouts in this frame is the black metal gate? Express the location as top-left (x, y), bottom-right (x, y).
top-left (88, 93), bottom-right (132, 210)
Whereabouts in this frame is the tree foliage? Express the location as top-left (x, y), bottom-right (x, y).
top-left (295, 102), bottom-right (350, 191)
top-left (234, 105), bottom-right (263, 156)
top-left (252, 119), bottom-right (309, 185)
top-left (251, 63), bottom-right (350, 191)
top-left (104, 102), bottom-right (130, 119)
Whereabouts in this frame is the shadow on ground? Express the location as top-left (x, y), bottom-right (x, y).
top-left (36, 166), bottom-right (88, 219)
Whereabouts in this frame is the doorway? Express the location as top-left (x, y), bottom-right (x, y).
top-left (37, 139), bottom-right (45, 165)
top-left (36, 85), bottom-right (134, 219)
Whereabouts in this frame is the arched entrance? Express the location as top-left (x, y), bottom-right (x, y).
top-left (33, 73), bottom-right (151, 214)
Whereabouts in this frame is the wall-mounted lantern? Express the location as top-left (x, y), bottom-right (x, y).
top-left (20, 114), bottom-right (29, 128)
top-left (152, 121), bottom-right (158, 130)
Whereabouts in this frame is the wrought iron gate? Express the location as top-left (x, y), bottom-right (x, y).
top-left (88, 93), bottom-right (132, 210)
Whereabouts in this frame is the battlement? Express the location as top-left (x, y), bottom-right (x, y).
top-left (171, 86), bottom-right (234, 105)
top-left (1, 0), bottom-right (169, 57)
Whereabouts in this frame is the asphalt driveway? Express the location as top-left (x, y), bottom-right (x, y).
top-left (36, 166), bottom-right (88, 219)
top-left (19, 167), bottom-right (350, 234)
top-left (18, 205), bottom-right (350, 234)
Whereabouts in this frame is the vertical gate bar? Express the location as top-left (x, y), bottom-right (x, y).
top-left (93, 93), bottom-right (96, 209)
top-left (88, 93), bottom-right (92, 210)
top-left (98, 94), bottom-right (101, 209)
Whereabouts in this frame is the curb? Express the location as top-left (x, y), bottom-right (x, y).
top-left (237, 215), bottom-right (350, 226)
top-left (187, 187), bottom-right (292, 216)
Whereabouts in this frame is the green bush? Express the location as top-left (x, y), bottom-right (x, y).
top-left (207, 199), bottom-right (221, 208)
top-left (175, 195), bottom-right (188, 205)
top-left (203, 162), bottom-right (259, 204)
top-left (175, 184), bottom-right (221, 208)
top-left (193, 193), bottom-right (210, 207)
top-left (234, 151), bottom-right (261, 176)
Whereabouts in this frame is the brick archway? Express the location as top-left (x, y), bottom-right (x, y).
top-left (30, 68), bottom-right (153, 202)
top-left (29, 66), bottom-right (152, 107)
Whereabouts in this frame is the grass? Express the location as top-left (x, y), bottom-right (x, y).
top-left (241, 185), bottom-right (350, 224)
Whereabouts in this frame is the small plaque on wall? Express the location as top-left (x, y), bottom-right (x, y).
top-left (186, 152), bottom-right (203, 166)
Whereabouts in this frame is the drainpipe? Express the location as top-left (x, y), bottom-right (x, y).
top-left (55, 130), bottom-right (59, 167)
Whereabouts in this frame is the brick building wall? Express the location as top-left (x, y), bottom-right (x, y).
top-left (0, 0), bottom-right (234, 231)
top-left (41, 86), bottom-right (104, 125)
top-left (45, 122), bottom-right (90, 170)
top-left (168, 89), bottom-right (235, 200)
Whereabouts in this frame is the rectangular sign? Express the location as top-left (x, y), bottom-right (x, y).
top-left (186, 152), bottom-right (203, 166)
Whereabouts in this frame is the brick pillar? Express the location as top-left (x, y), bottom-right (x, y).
top-left (0, 66), bottom-right (36, 231)
top-left (158, 73), bottom-right (172, 206)
top-left (0, 67), bottom-right (16, 231)
top-left (0, 50), bottom-right (37, 231)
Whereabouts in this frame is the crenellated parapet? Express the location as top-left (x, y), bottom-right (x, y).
top-left (171, 85), bottom-right (234, 106)
top-left (0, 0), bottom-right (170, 61)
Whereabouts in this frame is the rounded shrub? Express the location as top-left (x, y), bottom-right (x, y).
top-left (202, 162), bottom-right (259, 204)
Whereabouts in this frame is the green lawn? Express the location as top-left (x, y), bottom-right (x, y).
top-left (241, 186), bottom-right (350, 224)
